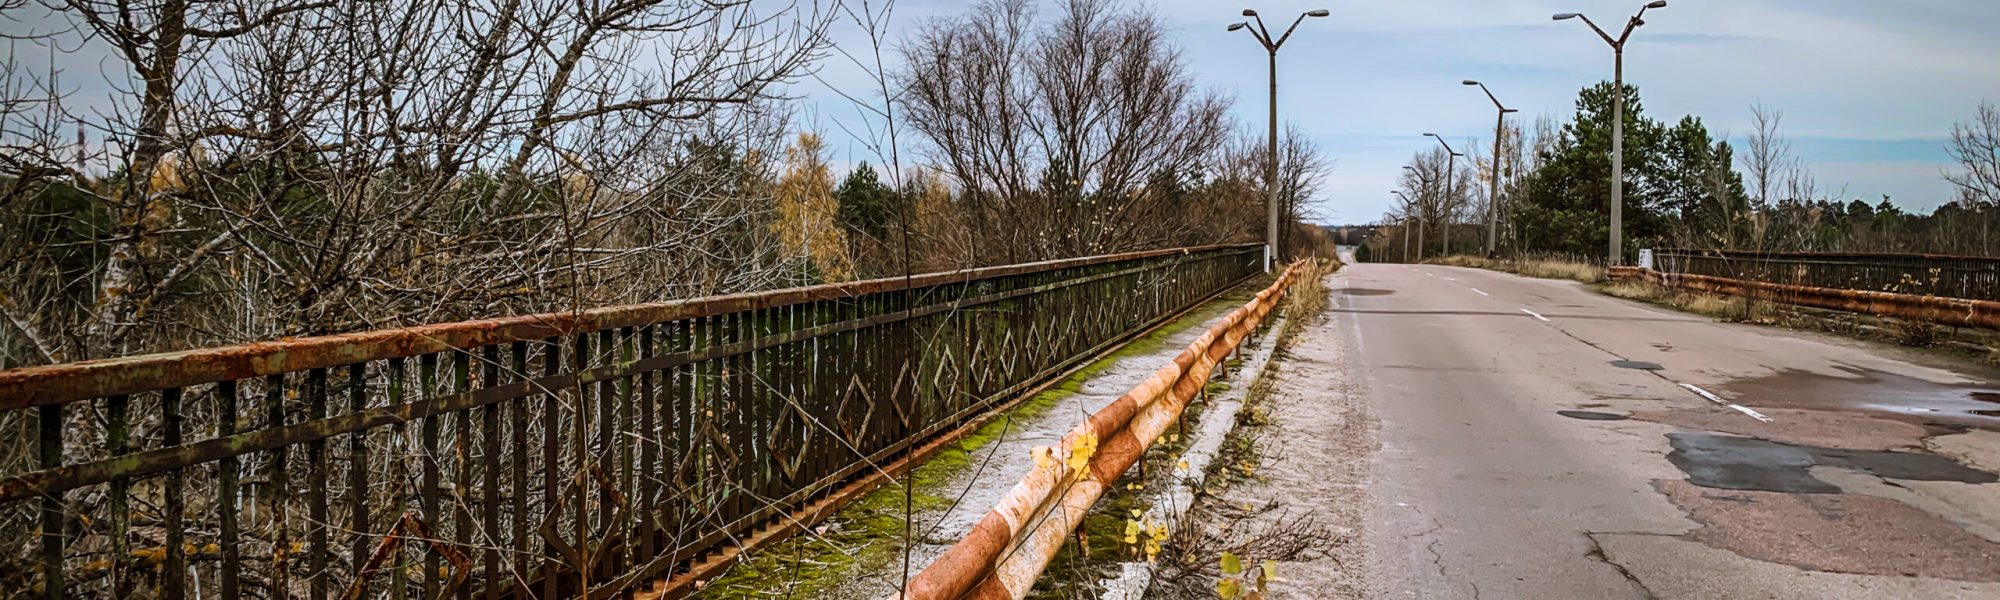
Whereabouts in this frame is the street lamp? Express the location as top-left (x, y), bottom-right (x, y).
top-left (1393, 190), bottom-right (1416, 263)
top-left (1464, 80), bottom-right (1518, 257)
top-left (1402, 165), bottom-right (1432, 260)
top-left (1554, 0), bottom-right (1668, 266)
top-left (1230, 7), bottom-right (1330, 273)
top-left (1424, 133), bottom-right (1466, 258)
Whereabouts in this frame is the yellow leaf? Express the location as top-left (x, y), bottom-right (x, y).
top-left (1067, 432), bottom-right (1099, 481)
top-left (1220, 551), bottom-right (1243, 575)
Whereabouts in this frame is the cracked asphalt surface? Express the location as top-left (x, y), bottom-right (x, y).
top-left (1255, 262), bottom-right (2000, 599)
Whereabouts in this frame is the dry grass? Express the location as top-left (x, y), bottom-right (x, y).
top-left (1515, 260), bottom-right (1606, 283)
top-left (1594, 279), bottom-right (1771, 323)
top-left (1279, 259), bottom-right (1337, 343)
top-left (1430, 255), bottom-right (1605, 284)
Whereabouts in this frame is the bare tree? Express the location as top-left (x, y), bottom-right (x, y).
top-left (1741, 101), bottom-right (1792, 208)
top-left (1946, 101), bottom-right (2000, 206)
top-left (898, 0), bottom-right (1234, 263)
top-left (0, 0), bottom-right (833, 364)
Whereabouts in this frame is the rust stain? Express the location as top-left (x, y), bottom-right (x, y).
top-left (0, 245), bottom-right (1260, 409)
top-left (1611, 267), bottom-right (2000, 330)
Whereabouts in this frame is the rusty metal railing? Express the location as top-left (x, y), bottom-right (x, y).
top-left (1654, 249), bottom-right (2000, 301)
top-left (0, 244), bottom-right (1262, 600)
top-left (905, 261), bottom-right (1303, 600)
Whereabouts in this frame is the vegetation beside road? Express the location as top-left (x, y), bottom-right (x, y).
top-left (694, 280), bottom-right (1265, 598)
top-left (1428, 255), bottom-right (1606, 284)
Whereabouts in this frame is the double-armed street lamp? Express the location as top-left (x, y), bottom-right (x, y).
top-left (1463, 80), bottom-right (1517, 257)
top-left (1554, 1), bottom-right (1668, 266)
top-left (1423, 133), bottom-right (1465, 258)
top-left (1230, 8), bottom-right (1330, 273)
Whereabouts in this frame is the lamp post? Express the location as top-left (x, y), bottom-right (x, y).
top-left (1554, 1), bottom-right (1668, 266)
top-left (1230, 8), bottom-right (1329, 273)
top-left (1402, 165), bottom-right (1431, 260)
top-left (1464, 80), bottom-right (1518, 257)
top-left (1393, 190), bottom-right (1416, 263)
top-left (1424, 133), bottom-right (1465, 258)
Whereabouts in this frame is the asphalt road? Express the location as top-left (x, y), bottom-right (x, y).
top-left (1308, 262), bottom-right (2000, 599)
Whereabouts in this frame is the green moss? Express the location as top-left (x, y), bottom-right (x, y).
top-left (695, 284), bottom-right (1260, 598)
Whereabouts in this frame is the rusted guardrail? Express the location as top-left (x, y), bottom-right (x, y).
top-left (1653, 249), bottom-right (2000, 301)
top-left (904, 261), bottom-right (1304, 600)
top-left (1610, 266), bottom-right (2000, 330)
top-left (0, 244), bottom-right (1262, 600)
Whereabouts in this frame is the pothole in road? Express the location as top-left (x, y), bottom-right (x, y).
top-left (1609, 360), bottom-right (1664, 371)
top-left (1664, 432), bottom-right (1996, 494)
top-left (1558, 410), bottom-right (1629, 421)
top-left (1717, 365), bottom-right (2000, 431)
top-left (1657, 479), bottom-right (2000, 582)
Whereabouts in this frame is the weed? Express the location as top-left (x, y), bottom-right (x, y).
top-left (1433, 254), bottom-right (1604, 284)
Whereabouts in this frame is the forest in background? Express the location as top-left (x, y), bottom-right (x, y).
top-left (0, 0), bottom-right (1336, 368)
top-left (1365, 83), bottom-right (2000, 263)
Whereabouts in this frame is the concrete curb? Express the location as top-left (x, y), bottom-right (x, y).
top-left (1098, 316), bottom-right (1288, 600)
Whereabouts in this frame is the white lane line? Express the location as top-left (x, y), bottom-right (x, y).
top-left (1681, 383), bottom-right (1774, 422)
top-left (1471, 288), bottom-right (1490, 296)
top-left (1519, 308), bottom-right (1550, 322)
top-left (1445, 277), bottom-right (1458, 282)
top-left (1424, 272), bottom-right (1435, 277)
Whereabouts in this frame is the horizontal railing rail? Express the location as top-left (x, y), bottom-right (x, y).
top-left (0, 244), bottom-right (1262, 600)
top-left (1654, 248), bottom-right (2000, 302)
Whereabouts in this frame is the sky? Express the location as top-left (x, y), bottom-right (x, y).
top-left (801, 0), bottom-right (2000, 225)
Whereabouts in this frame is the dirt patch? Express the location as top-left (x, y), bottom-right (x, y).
top-left (1658, 479), bottom-right (2000, 581)
top-left (1632, 407), bottom-right (1930, 451)
top-left (1161, 289), bottom-right (1375, 600)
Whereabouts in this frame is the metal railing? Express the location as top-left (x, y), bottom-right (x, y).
top-left (0, 244), bottom-right (1262, 600)
top-left (1653, 249), bottom-right (2000, 302)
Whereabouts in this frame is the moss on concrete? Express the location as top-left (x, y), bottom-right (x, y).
top-left (693, 284), bottom-right (1258, 598)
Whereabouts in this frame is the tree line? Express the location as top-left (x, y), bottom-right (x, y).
top-left (0, 0), bottom-right (1335, 368)
top-left (1364, 82), bottom-right (2000, 264)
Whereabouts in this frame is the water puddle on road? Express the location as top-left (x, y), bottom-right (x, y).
top-left (1665, 432), bottom-right (1996, 494)
top-left (1557, 410), bottom-right (1629, 421)
top-left (1717, 365), bottom-right (2000, 430)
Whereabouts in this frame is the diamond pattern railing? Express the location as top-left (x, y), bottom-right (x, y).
top-left (0, 244), bottom-right (1261, 600)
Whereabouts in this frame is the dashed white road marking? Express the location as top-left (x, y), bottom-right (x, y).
top-left (1424, 272), bottom-right (1435, 277)
top-left (1519, 308), bottom-right (1550, 322)
top-left (1471, 288), bottom-right (1490, 296)
top-left (1446, 277), bottom-right (1458, 282)
top-left (1681, 383), bottom-right (1774, 422)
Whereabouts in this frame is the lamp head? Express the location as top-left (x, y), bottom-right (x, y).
top-left (1242, 9), bottom-right (1258, 17)
top-left (1552, 12), bottom-right (1580, 20)
top-left (1463, 80), bottom-right (1481, 86)
top-left (1424, 132), bottom-right (1440, 138)
top-left (1646, 1), bottom-right (1668, 9)
top-left (1306, 9), bottom-right (1330, 17)
top-left (1227, 22), bottom-right (1247, 31)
